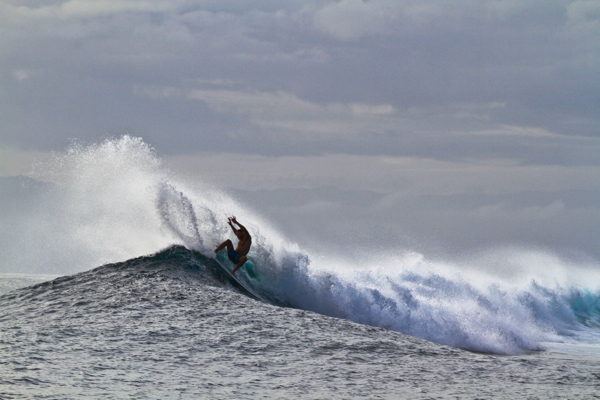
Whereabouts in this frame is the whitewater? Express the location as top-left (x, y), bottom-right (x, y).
top-left (1, 136), bottom-right (599, 398)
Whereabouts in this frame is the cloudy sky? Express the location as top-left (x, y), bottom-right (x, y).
top-left (1, 0), bottom-right (599, 260)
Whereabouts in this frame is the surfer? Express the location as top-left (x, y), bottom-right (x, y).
top-left (214, 216), bottom-right (252, 276)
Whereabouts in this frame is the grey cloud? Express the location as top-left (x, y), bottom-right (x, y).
top-left (1, 0), bottom-right (598, 162)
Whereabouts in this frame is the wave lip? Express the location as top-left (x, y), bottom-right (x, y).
top-left (267, 260), bottom-right (596, 354)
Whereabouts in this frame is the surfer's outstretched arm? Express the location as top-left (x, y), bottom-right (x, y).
top-left (229, 216), bottom-right (248, 233)
top-left (227, 218), bottom-right (237, 233)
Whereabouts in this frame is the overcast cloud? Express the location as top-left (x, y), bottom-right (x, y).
top-left (1, 0), bottom-right (599, 261)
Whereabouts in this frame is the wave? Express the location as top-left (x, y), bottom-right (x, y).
top-left (7, 136), bottom-right (600, 355)
top-left (9, 242), bottom-right (598, 356)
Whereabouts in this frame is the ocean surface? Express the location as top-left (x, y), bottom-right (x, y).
top-left (1, 137), bottom-right (600, 398)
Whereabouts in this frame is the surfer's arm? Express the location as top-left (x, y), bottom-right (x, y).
top-left (230, 217), bottom-right (248, 233)
top-left (227, 218), bottom-right (239, 234)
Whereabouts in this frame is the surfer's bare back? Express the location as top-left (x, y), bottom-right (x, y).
top-left (214, 216), bottom-right (252, 276)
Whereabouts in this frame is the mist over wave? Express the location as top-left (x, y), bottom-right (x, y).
top-left (3, 136), bottom-right (600, 354)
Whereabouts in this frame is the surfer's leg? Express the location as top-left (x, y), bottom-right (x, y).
top-left (214, 239), bottom-right (234, 253)
top-left (231, 256), bottom-right (247, 276)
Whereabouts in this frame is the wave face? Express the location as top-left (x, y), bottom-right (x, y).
top-left (6, 136), bottom-right (600, 355)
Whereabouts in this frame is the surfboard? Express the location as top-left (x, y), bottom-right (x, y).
top-left (213, 251), bottom-right (264, 301)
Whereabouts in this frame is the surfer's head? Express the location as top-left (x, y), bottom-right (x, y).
top-left (235, 230), bottom-right (245, 239)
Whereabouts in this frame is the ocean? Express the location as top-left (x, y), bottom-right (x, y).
top-left (1, 137), bottom-right (599, 398)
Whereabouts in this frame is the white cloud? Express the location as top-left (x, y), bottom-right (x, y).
top-left (350, 104), bottom-right (395, 116)
top-left (188, 88), bottom-right (398, 138)
top-left (468, 200), bottom-right (565, 220)
top-left (0, 147), bottom-right (53, 177)
top-left (472, 125), bottom-right (556, 138)
top-left (165, 150), bottom-right (600, 196)
top-left (520, 200), bottom-right (566, 220)
top-left (9, 0), bottom-right (186, 18)
top-left (12, 69), bottom-right (37, 81)
top-left (312, 0), bottom-right (398, 40)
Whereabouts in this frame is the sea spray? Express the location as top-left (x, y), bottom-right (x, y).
top-left (15, 136), bottom-right (175, 273)
top-left (9, 136), bottom-right (297, 276)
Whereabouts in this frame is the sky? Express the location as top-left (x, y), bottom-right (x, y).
top-left (1, 0), bottom-right (599, 262)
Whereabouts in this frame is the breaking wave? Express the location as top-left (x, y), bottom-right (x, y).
top-left (3, 136), bottom-right (599, 355)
